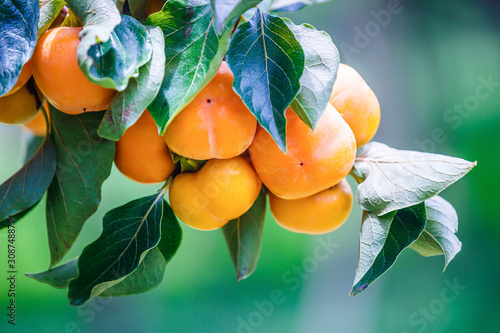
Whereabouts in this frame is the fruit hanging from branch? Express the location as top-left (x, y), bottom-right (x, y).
top-left (0, 0), bottom-right (475, 306)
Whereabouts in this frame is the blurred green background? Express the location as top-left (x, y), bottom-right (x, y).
top-left (1, 0), bottom-right (499, 332)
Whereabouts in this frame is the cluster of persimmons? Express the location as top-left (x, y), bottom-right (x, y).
top-left (0, 23), bottom-right (381, 235)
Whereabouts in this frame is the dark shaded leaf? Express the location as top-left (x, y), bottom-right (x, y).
top-left (0, 0), bottom-right (39, 96)
top-left (0, 135), bottom-right (56, 229)
top-left (46, 106), bottom-right (115, 267)
top-left (226, 8), bottom-right (304, 152)
top-left (222, 189), bottom-right (266, 281)
top-left (68, 193), bottom-right (165, 306)
top-left (351, 203), bottom-right (427, 296)
top-left (26, 259), bottom-right (78, 289)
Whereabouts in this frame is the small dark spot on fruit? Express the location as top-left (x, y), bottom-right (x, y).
top-left (300, 162), bottom-right (304, 166)
top-left (83, 108), bottom-right (87, 112)
top-left (207, 99), bottom-right (211, 103)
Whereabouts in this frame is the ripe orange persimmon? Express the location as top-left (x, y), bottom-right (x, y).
top-left (329, 63), bottom-right (380, 148)
top-left (169, 157), bottom-right (262, 231)
top-left (0, 84), bottom-right (39, 124)
top-left (3, 61), bottom-right (32, 97)
top-left (114, 111), bottom-right (175, 184)
top-left (249, 103), bottom-right (356, 200)
top-left (32, 27), bottom-right (116, 114)
top-left (22, 103), bottom-right (49, 136)
top-left (270, 179), bottom-right (353, 235)
top-left (164, 61), bottom-right (257, 160)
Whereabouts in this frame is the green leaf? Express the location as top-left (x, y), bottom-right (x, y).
top-left (0, 0), bottom-right (39, 97)
top-left (146, 0), bottom-right (231, 134)
top-left (83, 15), bottom-right (153, 91)
top-left (352, 142), bottom-right (477, 216)
top-left (410, 196), bottom-right (461, 270)
top-left (26, 259), bottom-right (78, 289)
top-left (264, 0), bottom-right (330, 12)
top-left (38, 0), bottom-right (66, 39)
top-left (351, 203), bottom-right (427, 296)
top-left (22, 133), bottom-right (45, 164)
top-left (222, 189), bottom-right (266, 281)
top-left (46, 106), bottom-right (115, 267)
top-left (68, 193), bottom-right (165, 306)
top-left (286, 21), bottom-right (339, 129)
top-left (226, 8), bottom-right (305, 153)
top-left (211, 0), bottom-right (263, 33)
top-left (0, 135), bottom-right (56, 229)
top-left (99, 202), bottom-right (182, 297)
top-left (98, 26), bottom-right (166, 141)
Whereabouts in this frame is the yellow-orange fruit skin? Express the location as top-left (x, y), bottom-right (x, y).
top-left (164, 62), bottom-right (257, 160)
top-left (31, 27), bottom-right (116, 114)
top-left (3, 61), bottom-right (32, 97)
top-left (270, 179), bottom-right (353, 235)
top-left (329, 64), bottom-right (381, 148)
top-left (249, 103), bottom-right (356, 200)
top-left (22, 108), bottom-right (48, 136)
top-left (0, 84), bottom-right (39, 124)
top-left (114, 111), bottom-right (175, 184)
top-left (169, 157), bottom-right (262, 231)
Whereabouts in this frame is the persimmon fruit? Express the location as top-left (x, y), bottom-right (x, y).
top-left (114, 111), bottom-right (175, 184)
top-left (163, 61), bottom-right (257, 160)
top-left (31, 27), bottom-right (116, 115)
top-left (270, 179), bottom-right (353, 235)
top-left (169, 157), bottom-right (262, 231)
top-left (249, 103), bottom-right (356, 200)
top-left (0, 84), bottom-right (39, 124)
top-left (329, 63), bottom-right (381, 148)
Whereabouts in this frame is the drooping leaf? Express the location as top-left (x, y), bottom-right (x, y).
top-left (286, 21), bottom-right (339, 129)
top-left (26, 259), bottom-right (78, 289)
top-left (351, 142), bottom-right (477, 216)
top-left (46, 106), bottom-right (115, 267)
top-left (264, 0), bottom-right (330, 12)
top-left (0, 0), bottom-right (39, 97)
top-left (84, 15), bottom-right (152, 91)
top-left (22, 132), bottom-right (45, 164)
top-left (222, 189), bottom-right (266, 281)
top-left (351, 203), bottom-right (427, 296)
top-left (99, 202), bottom-right (182, 297)
top-left (211, 0), bottom-right (263, 33)
top-left (67, 193), bottom-right (165, 306)
top-left (226, 8), bottom-right (305, 153)
top-left (0, 135), bottom-right (56, 229)
top-left (146, 0), bottom-right (231, 134)
top-left (410, 196), bottom-right (462, 270)
top-left (98, 26), bottom-right (166, 141)
top-left (38, 0), bottom-right (66, 39)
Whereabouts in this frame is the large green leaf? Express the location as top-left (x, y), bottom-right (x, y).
top-left (84, 15), bottom-right (152, 91)
top-left (98, 26), bottom-right (166, 141)
top-left (222, 189), bottom-right (266, 281)
top-left (211, 0), bottom-right (263, 33)
top-left (0, 135), bottom-right (56, 229)
top-left (67, 193), bottom-right (165, 306)
top-left (46, 106), bottom-right (115, 267)
top-left (226, 8), bottom-right (305, 153)
top-left (286, 21), bottom-right (339, 129)
top-left (146, 0), bottom-right (231, 134)
top-left (26, 259), bottom-right (78, 289)
top-left (351, 203), bottom-right (427, 296)
top-left (0, 0), bottom-right (39, 97)
top-left (100, 202), bottom-right (182, 297)
top-left (38, 0), bottom-right (66, 39)
top-left (410, 196), bottom-right (462, 270)
top-left (351, 142), bottom-right (477, 216)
